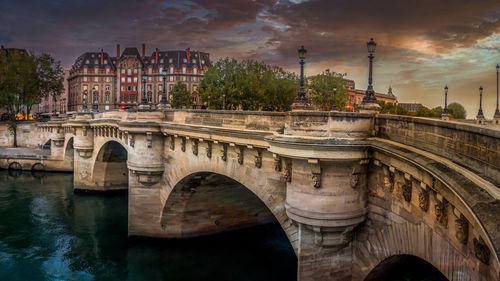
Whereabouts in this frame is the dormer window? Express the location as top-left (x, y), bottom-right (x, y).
top-left (169, 58), bottom-right (173, 63)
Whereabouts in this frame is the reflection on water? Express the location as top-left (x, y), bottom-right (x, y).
top-left (0, 171), bottom-right (296, 281)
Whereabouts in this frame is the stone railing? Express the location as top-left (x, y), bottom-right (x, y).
top-left (376, 114), bottom-right (500, 186)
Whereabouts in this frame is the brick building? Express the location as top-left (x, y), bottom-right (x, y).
top-left (67, 44), bottom-right (210, 112)
top-left (347, 86), bottom-right (397, 111)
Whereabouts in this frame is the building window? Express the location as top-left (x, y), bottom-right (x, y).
top-left (94, 85), bottom-right (99, 91)
top-left (83, 68), bottom-right (88, 74)
top-left (147, 94), bottom-right (152, 102)
top-left (127, 77), bottom-right (131, 83)
top-left (159, 67), bottom-right (163, 73)
top-left (192, 59), bottom-right (196, 63)
top-left (94, 77), bottom-right (98, 82)
top-left (201, 60), bottom-right (205, 64)
top-left (86, 60), bottom-right (90, 64)
top-left (83, 77), bottom-right (88, 82)
top-left (183, 58), bottom-right (187, 63)
top-left (148, 68), bottom-right (152, 74)
top-left (133, 77), bottom-right (137, 83)
top-left (121, 77), bottom-right (125, 83)
top-left (127, 69), bottom-right (132, 75)
top-left (133, 95), bottom-right (137, 102)
top-left (106, 94), bottom-right (110, 102)
top-left (147, 85), bottom-right (152, 91)
top-left (104, 60), bottom-right (108, 64)
top-left (133, 86), bottom-right (137, 91)
top-left (193, 68), bottom-right (197, 75)
top-left (134, 69), bottom-right (138, 74)
top-left (121, 95), bottom-right (125, 102)
top-left (148, 77), bottom-right (152, 82)
top-left (160, 59), bottom-right (164, 63)
top-left (127, 86), bottom-right (131, 91)
top-left (169, 84), bottom-right (174, 91)
top-left (121, 69), bottom-right (125, 74)
top-left (127, 95), bottom-right (131, 102)
top-left (169, 76), bottom-right (174, 82)
top-left (121, 86), bottom-right (125, 91)
top-left (105, 77), bottom-right (111, 82)
top-left (105, 85), bottom-right (110, 91)
top-left (182, 76), bottom-right (186, 81)
top-left (159, 85), bottom-right (163, 91)
top-left (193, 85), bottom-right (198, 92)
top-left (182, 67), bottom-right (186, 74)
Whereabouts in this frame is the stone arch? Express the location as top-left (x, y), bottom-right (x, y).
top-left (91, 140), bottom-right (129, 191)
top-left (159, 149), bottom-right (298, 251)
top-left (31, 163), bottom-right (45, 171)
top-left (64, 137), bottom-right (74, 162)
top-left (160, 172), bottom-right (287, 240)
top-left (8, 162), bottom-right (21, 170)
top-left (364, 254), bottom-right (448, 281)
top-left (353, 144), bottom-right (500, 281)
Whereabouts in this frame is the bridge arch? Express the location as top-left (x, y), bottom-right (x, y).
top-left (63, 137), bottom-right (74, 162)
top-left (364, 254), bottom-right (448, 281)
top-left (158, 146), bottom-right (298, 252)
top-left (91, 140), bottom-right (129, 191)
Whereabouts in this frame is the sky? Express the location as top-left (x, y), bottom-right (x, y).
top-left (1, 0), bottom-right (500, 118)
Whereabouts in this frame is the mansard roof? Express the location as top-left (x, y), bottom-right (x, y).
top-left (71, 51), bottom-right (115, 71)
top-left (71, 47), bottom-right (210, 72)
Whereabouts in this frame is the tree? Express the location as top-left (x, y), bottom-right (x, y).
top-left (447, 102), bottom-right (466, 119)
top-left (171, 82), bottom-right (191, 108)
top-left (309, 73), bottom-right (348, 111)
top-left (198, 58), bottom-right (298, 111)
top-left (378, 101), bottom-right (409, 115)
top-left (0, 49), bottom-right (63, 146)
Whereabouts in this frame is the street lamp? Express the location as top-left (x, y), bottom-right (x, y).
top-left (477, 86), bottom-right (484, 118)
top-left (331, 86), bottom-right (338, 111)
top-left (83, 90), bottom-right (88, 111)
top-left (141, 73), bottom-right (148, 106)
top-left (291, 46), bottom-right (313, 110)
top-left (92, 87), bottom-right (97, 111)
top-left (160, 69), bottom-right (169, 107)
top-left (359, 38), bottom-right (381, 111)
top-left (443, 85), bottom-right (448, 114)
top-left (494, 64), bottom-right (500, 121)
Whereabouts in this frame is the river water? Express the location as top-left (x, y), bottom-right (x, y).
top-left (0, 171), bottom-right (296, 281)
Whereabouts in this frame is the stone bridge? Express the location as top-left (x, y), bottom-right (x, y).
top-left (5, 109), bottom-right (500, 281)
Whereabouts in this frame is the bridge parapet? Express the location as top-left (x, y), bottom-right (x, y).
top-left (376, 115), bottom-right (500, 186)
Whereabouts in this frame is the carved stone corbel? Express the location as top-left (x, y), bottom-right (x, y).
top-left (473, 237), bottom-right (491, 264)
top-left (435, 199), bottom-right (448, 227)
top-left (220, 144), bottom-right (227, 161)
top-left (206, 142), bottom-right (212, 158)
top-left (146, 132), bottom-right (153, 148)
top-left (254, 150), bottom-right (262, 168)
top-left (418, 189), bottom-right (429, 211)
top-left (350, 165), bottom-right (361, 189)
top-left (282, 159), bottom-right (292, 182)
top-left (310, 159), bottom-right (321, 188)
top-left (274, 155), bottom-right (282, 172)
top-left (129, 134), bottom-right (135, 148)
top-left (192, 139), bottom-right (198, 156)
top-left (383, 165), bottom-right (395, 192)
top-left (237, 146), bottom-right (244, 165)
top-left (455, 215), bottom-right (469, 245)
top-left (401, 176), bottom-right (412, 202)
top-left (170, 135), bottom-right (175, 151)
top-left (181, 137), bottom-right (186, 152)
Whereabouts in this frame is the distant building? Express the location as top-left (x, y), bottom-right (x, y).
top-left (39, 69), bottom-right (70, 114)
top-left (67, 44), bottom-right (210, 112)
top-left (398, 103), bottom-right (423, 112)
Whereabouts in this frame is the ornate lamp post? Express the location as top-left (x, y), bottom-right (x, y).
top-left (291, 46), bottom-right (313, 110)
top-left (159, 69), bottom-right (171, 108)
top-left (359, 38), bottom-right (381, 111)
top-left (331, 86), bottom-right (338, 111)
top-left (83, 90), bottom-right (88, 111)
top-left (476, 86), bottom-right (485, 124)
top-left (494, 64), bottom-right (500, 124)
top-left (139, 73), bottom-right (149, 109)
top-left (441, 85), bottom-right (449, 120)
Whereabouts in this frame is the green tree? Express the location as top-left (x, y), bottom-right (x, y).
top-left (0, 49), bottom-right (63, 146)
top-left (171, 82), bottom-right (191, 108)
top-left (309, 73), bottom-right (348, 111)
top-left (447, 102), bottom-right (466, 119)
top-left (198, 58), bottom-right (298, 111)
top-left (415, 106), bottom-right (434, 117)
top-left (431, 106), bottom-right (443, 117)
top-left (378, 101), bottom-right (409, 115)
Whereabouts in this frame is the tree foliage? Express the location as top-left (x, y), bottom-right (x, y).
top-left (309, 73), bottom-right (348, 111)
top-left (447, 102), bottom-right (466, 119)
top-left (199, 58), bottom-right (298, 111)
top-left (171, 82), bottom-right (191, 109)
top-left (378, 101), bottom-right (409, 115)
top-left (0, 49), bottom-right (63, 146)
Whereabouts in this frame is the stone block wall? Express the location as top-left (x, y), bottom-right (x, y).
top-left (376, 115), bottom-right (500, 186)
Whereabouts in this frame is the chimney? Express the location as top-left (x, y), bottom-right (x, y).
top-left (117, 44), bottom-right (120, 58)
top-left (142, 43), bottom-right (146, 58)
top-left (101, 49), bottom-right (104, 64)
top-left (186, 48), bottom-right (191, 62)
top-left (156, 48), bottom-right (159, 64)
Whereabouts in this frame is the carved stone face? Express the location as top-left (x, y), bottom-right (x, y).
top-left (350, 173), bottom-right (360, 189)
top-left (254, 156), bottom-right (262, 168)
top-left (312, 173), bottom-right (321, 188)
top-left (192, 141), bottom-right (198, 155)
top-left (473, 237), bottom-right (491, 264)
top-left (206, 147), bottom-right (212, 158)
top-left (455, 217), bottom-right (469, 245)
top-left (401, 183), bottom-right (412, 202)
top-left (418, 190), bottom-right (429, 211)
top-left (435, 201), bottom-right (448, 227)
top-left (274, 158), bottom-right (282, 172)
